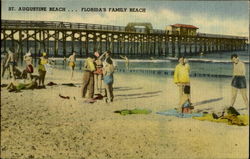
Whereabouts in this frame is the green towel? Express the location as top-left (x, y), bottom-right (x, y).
top-left (16, 83), bottom-right (26, 91)
top-left (114, 109), bottom-right (152, 115)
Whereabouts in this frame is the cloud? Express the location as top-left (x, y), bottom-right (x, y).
top-left (190, 13), bottom-right (248, 36)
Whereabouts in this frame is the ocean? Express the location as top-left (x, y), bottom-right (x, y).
top-left (1, 41), bottom-right (249, 78)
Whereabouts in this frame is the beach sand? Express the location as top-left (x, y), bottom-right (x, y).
top-left (1, 68), bottom-right (249, 159)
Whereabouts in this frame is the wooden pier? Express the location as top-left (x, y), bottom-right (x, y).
top-left (1, 20), bottom-right (248, 60)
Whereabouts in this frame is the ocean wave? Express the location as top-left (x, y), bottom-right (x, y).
top-left (27, 57), bottom-right (249, 64)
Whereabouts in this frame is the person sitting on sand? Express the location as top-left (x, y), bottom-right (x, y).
top-left (230, 54), bottom-right (249, 109)
top-left (93, 52), bottom-right (104, 94)
top-left (38, 52), bottom-right (48, 88)
top-left (82, 54), bottom-right (96, 101)
top-left (68, 52), bottom-right (76, 80)
top-left (174, 56), bottom-right (191, 106)
top-left (120, 55), bottom-right (129, 70)
top-left (6, 75), bottom-right (39, 92)
top-left (23, 49), bottom-right (34, 80)
top-left (103, 57), bottom-right (115, 103)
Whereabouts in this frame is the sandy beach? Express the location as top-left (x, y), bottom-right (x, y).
top-left (1, 67), bottom-right (249, 159)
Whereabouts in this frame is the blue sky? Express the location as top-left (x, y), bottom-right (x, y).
top-left (1, 0), bottom-right (249, 36)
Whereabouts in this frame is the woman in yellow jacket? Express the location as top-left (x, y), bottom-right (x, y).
top-left (174, 56), bottom-right (191, 107)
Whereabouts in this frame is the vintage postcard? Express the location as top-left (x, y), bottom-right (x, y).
top-left (1, 0), bottom-right (249, 158)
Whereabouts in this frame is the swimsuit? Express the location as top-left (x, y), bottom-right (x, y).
top-left (94, 65), bottom-right (103, 75)
top-left (231, 76), bottom-right (247, 89)
top-left (26, 64), bottom-right (34, 73)
top-left (69, 61), bottom-right (75, 67)
top-left (9, 61), bottom-right (17, 66)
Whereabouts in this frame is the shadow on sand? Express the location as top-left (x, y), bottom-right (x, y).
top-left (116, 90), bottom-right (162, 100)
top-left (193, 97), bottom-right (223, 107)
top-left (113, 87), bottom-right (143, 91)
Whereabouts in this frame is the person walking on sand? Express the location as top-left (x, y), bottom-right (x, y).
top-left (68, 52), bottom-right (76, 80)
top-left (230, 54), bottom-right (249, 109)
top-left (82, 54), bottom-right (96, 101)
top-left (63, 56), bottom-right (67, 68)
top-left (5, 47), bottom-right (18, 81)
top-left (120, 55), bottom-right (129, 70)
top-left (38, 52), bottom-right (48, 88)
top-left (1, 51), bottom-right (11, 78)
top-left (23, 49), bottom-right (34, 80)
top-left (103, 57), bottom-right (115, 103)
top-left (174, 56), bottom-right (191, 107)
top-left (93, 52), bottom-right (104, 94)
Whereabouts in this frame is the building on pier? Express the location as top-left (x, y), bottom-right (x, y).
top-left (166, 24), bottom-right (199, 36)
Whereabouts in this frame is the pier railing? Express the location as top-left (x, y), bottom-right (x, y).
top-left (2, 19), bottom-right (246, 39)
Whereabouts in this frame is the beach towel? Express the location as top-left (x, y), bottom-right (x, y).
top-left (59, 94), bottom-right (70, 99)
top-left (156, 109), bottom-right (203, 118)
top-left (193, 114), bottom-right (248, 126)
top-left (16, 83), bottom-right (26, 91)
top-left (61, 83), bottom-right (77, 87)
top-left (93, 94), bottom-right (103, 100)
top-left (193, 106), bottom-right (248, 126)
top-left (114, 109), bottom-right (152, 115)
top-left (47, 82), bottom-right (57, 86)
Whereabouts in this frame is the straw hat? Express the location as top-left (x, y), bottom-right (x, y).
top-left (42, 52), bottom-right (47, 56)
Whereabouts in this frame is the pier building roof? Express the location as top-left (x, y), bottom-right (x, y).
top-left (171, 24), bottom-right (199, 29)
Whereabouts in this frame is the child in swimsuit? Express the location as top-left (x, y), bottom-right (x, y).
top-left (93, 52), bottom-right (103, 94)
top-left (180, 85), bottom-right (193, 113)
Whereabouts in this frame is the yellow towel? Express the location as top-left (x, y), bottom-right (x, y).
top-left (193, 114), bottom-right (248, 126)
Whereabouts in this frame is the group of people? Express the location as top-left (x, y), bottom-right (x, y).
top-left (66, 50), bottom-right (116, 103)
top-left (2, 47), bottom-right (117, 103)
top-left (1, 47), bottom-right (248, 109)
top-left (174, 54), bottom-right (249, 114)
top-left (81, 51), bottom-right (116, 103)
top-left (1, 47), bottom-right (50, 91)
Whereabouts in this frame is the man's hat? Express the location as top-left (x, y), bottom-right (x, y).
top-left (42, 52), bottom-right (47, 56)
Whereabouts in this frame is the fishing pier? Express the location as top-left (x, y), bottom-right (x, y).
top-left (1, 20), bottom-right (248, 59)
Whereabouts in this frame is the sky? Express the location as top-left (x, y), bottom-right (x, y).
top-left (1, 0), bottom-right (249, 36)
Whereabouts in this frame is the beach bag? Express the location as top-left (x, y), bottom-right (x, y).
top-left (104, 73), bottom-right (113, 84)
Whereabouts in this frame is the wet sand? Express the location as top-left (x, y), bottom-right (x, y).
top-left (1, 68), bottom-right (249, 159)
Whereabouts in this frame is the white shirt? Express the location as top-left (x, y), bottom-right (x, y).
top-left (233, 61), bottom-right (245, 76)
